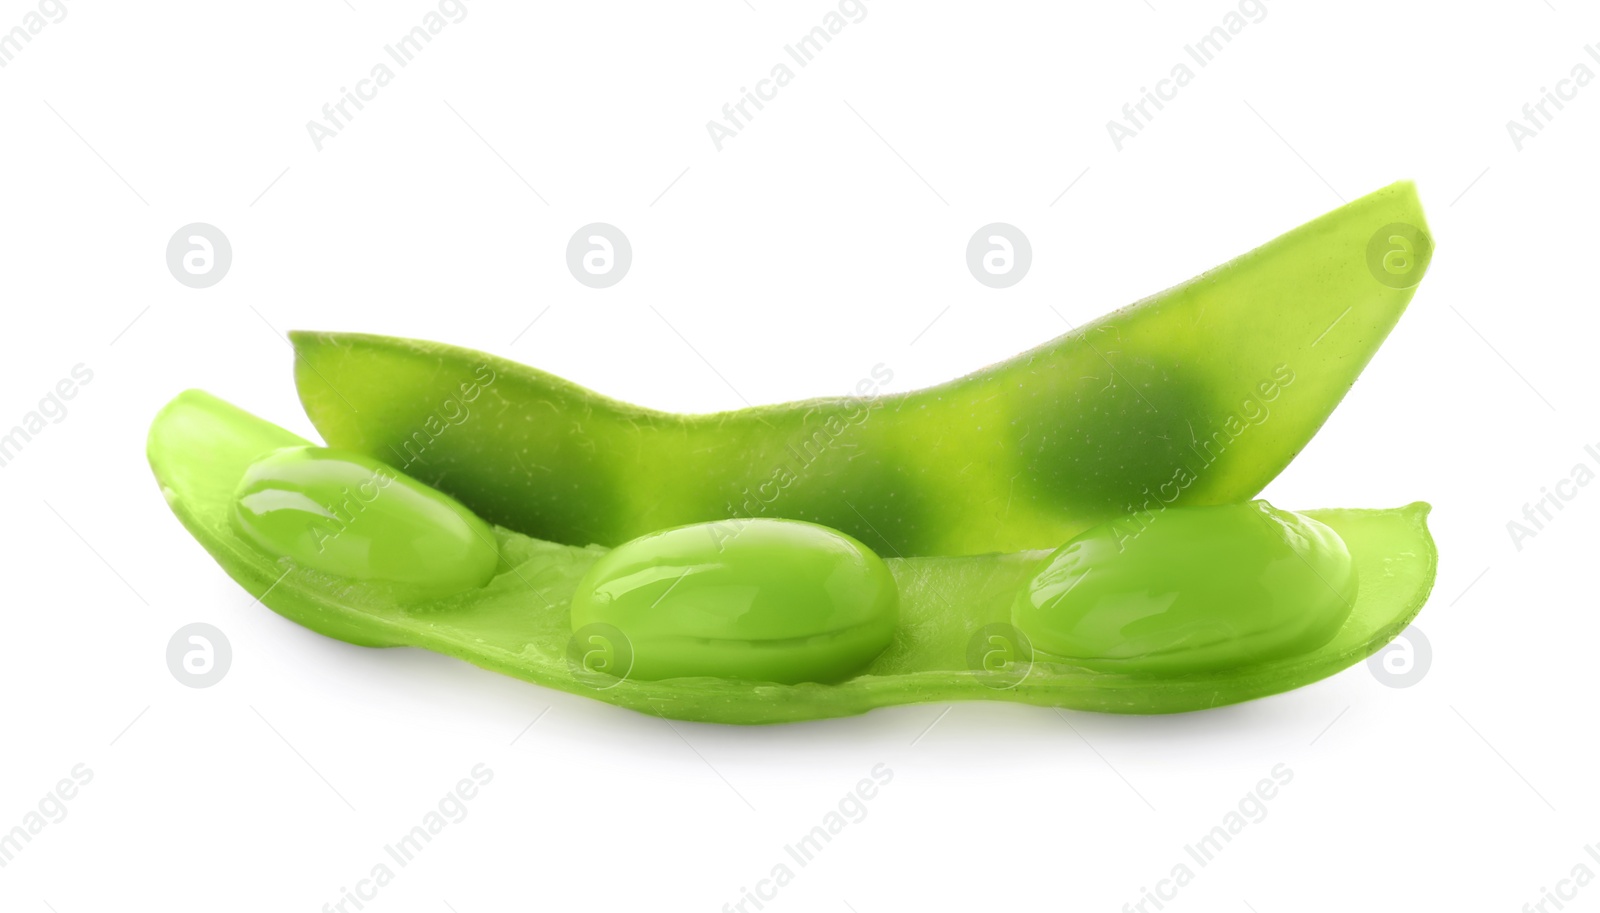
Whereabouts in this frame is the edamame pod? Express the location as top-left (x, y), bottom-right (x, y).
top-left (292, 181), bottom-right (1432, 556)
top-left (148, 390), bottom-right (1437, 723)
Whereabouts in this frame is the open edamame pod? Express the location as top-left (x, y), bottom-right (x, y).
top-left (292, 181), bottom-right (1432, 556)
top-left (149, 390), bottom-right (1436, 724)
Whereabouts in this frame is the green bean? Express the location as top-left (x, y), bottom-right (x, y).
top-left (570, 518), bottom-right (898, 684)
top-left (1012, 502), bottom-right (1357, 674)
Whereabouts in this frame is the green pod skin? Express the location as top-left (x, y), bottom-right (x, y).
top-left (292, 182), bottom-right (1432, 556)
top-left (1013, 502), bottom-right (1357, 674)
top-left (148, 391), bottom-right (1438, 724)
top-left (570, 519), bottom-right (898, 684)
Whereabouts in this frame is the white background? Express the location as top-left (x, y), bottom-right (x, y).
top-left (1, 1), bottom-right (1594, 910)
